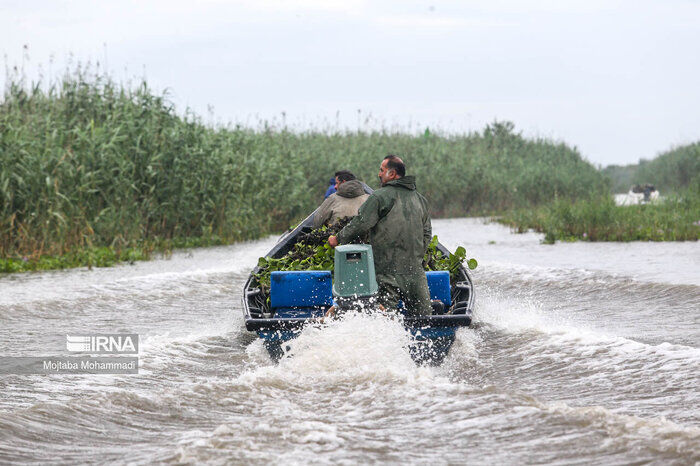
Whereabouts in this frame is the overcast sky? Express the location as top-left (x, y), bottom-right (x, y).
top-left (2, 0), bottom-right (700, 166)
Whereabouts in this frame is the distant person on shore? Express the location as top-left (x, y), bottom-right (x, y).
top-left (324, 177), bottom-right (336, 199)
top-left (327, 156), bottom-right (433, 317)
top-left (313, 171), bottom-right (370, 228)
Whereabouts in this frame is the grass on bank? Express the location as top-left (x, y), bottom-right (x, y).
top-left (0, 235), bottom-right (231, 273)
top-left (498, 190), bottom-right (700, 243)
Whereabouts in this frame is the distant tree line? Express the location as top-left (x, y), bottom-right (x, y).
top-left (602, 143), bottom-right (700, 194)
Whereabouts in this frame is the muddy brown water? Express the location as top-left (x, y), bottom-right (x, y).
top-left (0, 218), bottom-right (698, 464)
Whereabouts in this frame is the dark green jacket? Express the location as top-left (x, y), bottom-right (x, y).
top-left (336, 176), bottom-right (431, 278)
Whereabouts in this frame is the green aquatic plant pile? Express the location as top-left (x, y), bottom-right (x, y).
top-left (499, 190), bottom-right (700, 243)
top-left (253, 218), bottom-right (351, 300)
top-left (253, 221), bottom-right (477, 304)
top-left (423, 235), bottom-right (478, 278)
top-left (2, 67), bottom-right (607, 273)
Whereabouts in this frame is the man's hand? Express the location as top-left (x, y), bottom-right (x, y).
top-left (328, 235), bottom-right (339, 247)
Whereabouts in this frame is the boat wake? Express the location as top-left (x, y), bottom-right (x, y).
top-left (242, 312), bottom-right (440, 385)
top-left (1, 219), bottom-right (698, 463)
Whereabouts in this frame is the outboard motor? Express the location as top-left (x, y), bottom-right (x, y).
top-left (332, 245), bottom-right (379, 312)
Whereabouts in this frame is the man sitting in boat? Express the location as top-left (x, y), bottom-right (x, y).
top-left (328, 156), bottom-right (433, 317)
top-left (313, 170), bottom-right (370, 228)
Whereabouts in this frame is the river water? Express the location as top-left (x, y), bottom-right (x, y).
top-left (0, 218), bottom-right (698, 464)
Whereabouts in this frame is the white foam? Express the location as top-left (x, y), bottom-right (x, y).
top-left (239, 312), bottom-right (437, 387)
top-left (476, 293), bottom-right (700, 365)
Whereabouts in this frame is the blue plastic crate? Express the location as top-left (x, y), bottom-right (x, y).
top-left (270, 271), bottom-right (333, 309)
top-left (426, 271), bottom-right (451, 308)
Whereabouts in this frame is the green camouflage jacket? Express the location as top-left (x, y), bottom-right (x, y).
top-left (336, 175), bottom-right (431, 278)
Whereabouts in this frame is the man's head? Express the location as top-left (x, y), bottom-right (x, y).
top-left (379, 155), bottom-right (405, 185)
top-left (334, 170), bottom-right (356, 189)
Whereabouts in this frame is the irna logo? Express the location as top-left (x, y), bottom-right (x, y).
top-left (66, 334), bottom-right (139, 354)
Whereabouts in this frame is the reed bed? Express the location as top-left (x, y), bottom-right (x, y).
top-left (499, 189), bottom-right (700, 242)
top-left (1, 70), bottom-right (608, 271)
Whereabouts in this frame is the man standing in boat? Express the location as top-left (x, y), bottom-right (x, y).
top-left (328, 155), bottom-right (433, 317)
top-left (313, 170), bottom-right (370, 228)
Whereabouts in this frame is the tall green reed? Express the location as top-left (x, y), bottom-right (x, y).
top-left (1, 69), bottom-right (609, 258)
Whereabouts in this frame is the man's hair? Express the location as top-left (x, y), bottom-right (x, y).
top-left (383, 155), bottom-right (406, 177)
top-left (334, 170), bottom-right (356, 183)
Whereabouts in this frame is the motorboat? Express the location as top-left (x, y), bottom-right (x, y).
top-left (241, 187), bottom-right (475, 364)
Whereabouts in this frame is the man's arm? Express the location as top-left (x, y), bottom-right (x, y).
top-left (423, 216), bottom-right (432, 253)
top-left (421, 196), bottom-right (432, 253)
top-left (336, 194), bottom-right (382, 244)
top-left (313, 197), bottom-right (334, 229)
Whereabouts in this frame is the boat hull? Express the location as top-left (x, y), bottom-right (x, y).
top-left (241, 185), bottom-right (475, 365)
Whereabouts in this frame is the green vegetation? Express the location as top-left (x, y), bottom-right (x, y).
top-left (602, 142), bottom-right (700, 194)
top-left (254, 219), bottom-right (350, 300)
top-left (1, 68), bottom-right (608, 272)
top-left (542, 141), bottom-right (700, 243)
top-left (423, 235), bottom-right (478, 277)
top-left (634, 143), bottom-right (700, 192)
top-left (601, 163), bottom-right (638, 194)
top-left (0, 245), bottom-right (149, 273)
top-left (0, 235), bottom-right (226, 273)
top-left (499, 192), bottom-right (700, 242)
